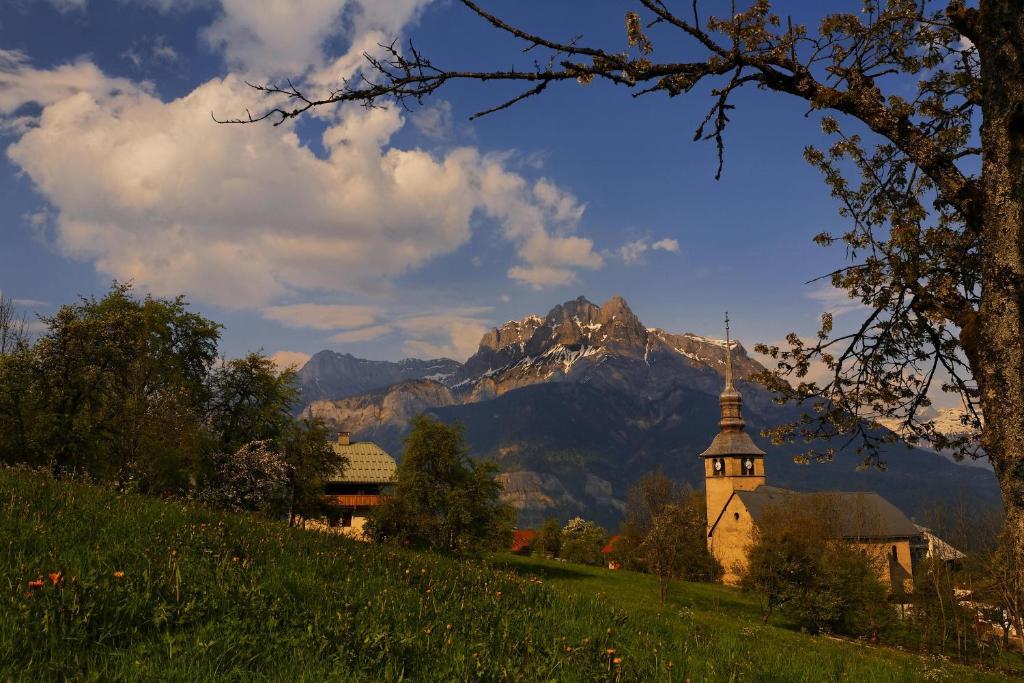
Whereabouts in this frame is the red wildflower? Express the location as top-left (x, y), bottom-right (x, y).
top-left (49, 572), bottom-right (63, 586)
top-left (27, 579), bottom-right (44, 589)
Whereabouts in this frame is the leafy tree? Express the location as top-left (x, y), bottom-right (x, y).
top-left (199, 440), bottom-right (289, 514)
top-left (206, 352), bottom-right (298, 454)
top-left (282, 418), bottom-right (341, 527)
top-left (2, 283), bottom-right (220, 489)
top-left (231, 0), bottom-right (1024, 579)
top-left (640, 502), bottom-right (721, 604)
top-left (743, 496), bottom-right (891, 637)
top-left (616, 471), bottom-right (687, 571)
top-left (365, 415), bottom-right (514, 555)
top-left (537, 517), bottom-right (562, 557)
top-left (559, 517), bottom-right (607, 566)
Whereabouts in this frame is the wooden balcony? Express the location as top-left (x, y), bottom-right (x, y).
top-left (323, 494), bottom-right (387, 507)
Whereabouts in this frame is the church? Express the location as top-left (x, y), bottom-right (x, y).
top-left (701, 320), bottom-right (920, 590)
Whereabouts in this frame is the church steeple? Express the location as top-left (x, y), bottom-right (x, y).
top-left (718, 312), bottom-right (745, 432)
top-left (701, 314), bottom-right (766, 540)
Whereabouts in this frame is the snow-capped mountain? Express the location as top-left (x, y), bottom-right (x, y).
top-left (297, 295), bottom-right (1001, 526)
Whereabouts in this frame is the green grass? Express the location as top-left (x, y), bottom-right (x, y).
top-left (0, 468), bottom-right (1018, 682)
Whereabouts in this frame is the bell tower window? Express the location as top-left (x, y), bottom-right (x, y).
top-left (742, 458), bottom-right (755, 476)
top-left (713, 458), bottom-right (726, 476)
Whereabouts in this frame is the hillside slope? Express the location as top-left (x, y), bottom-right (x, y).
top-left (0, 470), bottom-right (1011, 682)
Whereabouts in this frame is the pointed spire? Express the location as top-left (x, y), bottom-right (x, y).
top-left (724, 311), bottom-right (734, 390)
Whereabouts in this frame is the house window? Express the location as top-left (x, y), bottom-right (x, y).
top-left (341, 509), bottom-right (353, 528)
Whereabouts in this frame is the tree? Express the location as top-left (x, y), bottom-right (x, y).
top-left (617, 471), bottom-right (687, 571)
top-left (537, 517), bottom-right (562, 557)
top-left (281, 418), bottom-right (340, 527)
top-left (206, 352), bottom-right (298, 454)
top-left (559, 517), bottom-right (607, 566)
top-left (228, 0), bottom-right (1024, 575)
top-left (12, 283), bottom-right (220, 488)
top-left (200, 440), bottom-right (290, 515)
top-left (0, 293), bottom-right (28, 357)
top-left (743, 495), bottom-right (891, 637)
top-left (640, 502), bottom-right (721, 604)
top-left (365, 414), bottom-right (514, 554)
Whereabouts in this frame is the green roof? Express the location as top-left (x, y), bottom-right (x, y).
top-left (327, 442), bottom-right (397, 484)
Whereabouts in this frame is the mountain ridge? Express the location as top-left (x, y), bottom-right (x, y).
top-left (296, 294), bottom-right (1000, 527)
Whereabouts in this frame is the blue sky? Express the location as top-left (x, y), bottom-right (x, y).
top-left (0, 0), bottom-right (865, 367)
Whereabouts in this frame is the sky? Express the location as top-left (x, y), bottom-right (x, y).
top-left (0, 0), bottom-right (869, 369)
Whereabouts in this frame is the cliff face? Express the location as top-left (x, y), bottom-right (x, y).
top-left (294, 295), bottom-right (1001, 527)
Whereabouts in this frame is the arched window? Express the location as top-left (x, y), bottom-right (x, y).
top-left (742, 458), bottom-right (755, 476)
top-left (713, 458), bottom-right (726, 476)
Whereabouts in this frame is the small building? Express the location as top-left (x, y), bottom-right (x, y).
top-left (322, 432), bottom-right (397, 539)
top-left (602, 535), bottom-right (623, 570)
top-left (702, 318), bottom-right (922, 590)
top-left (511, 529), bottom-right (537, 554)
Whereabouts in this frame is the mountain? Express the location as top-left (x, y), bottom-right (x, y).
top-left (299, 295), bottom-right (1001, 528)
top-left (295, 351), bottom-right (461, 404)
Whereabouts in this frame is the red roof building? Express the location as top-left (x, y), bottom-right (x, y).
top-left (511, 529), bottom-right (537, 554)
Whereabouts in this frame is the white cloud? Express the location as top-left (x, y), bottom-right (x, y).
top-left (616, 236), bottom-right (679, 265)
top-left (269, 349), bottom-right (311, 371)
top-left (201, 0), bottom-right (350, 76)
top-left (262, 303), bottom-right (380, 330)
top-left (618, 239), bottom-right (648, 265)
top-left (397, 311), bottom-right (489, 361)
top-left (411, 100), bottom-right (453, 140)
top-left (330, 324), bottom-right (393, 343)
top-left (0, 49), bottom-right (141, 116)
top-left (4, 62), bottom-right (599, 307)
top-left (806, 282), bottom-right (867, 316)
top-left (45, 0), bottom-right (87, 12)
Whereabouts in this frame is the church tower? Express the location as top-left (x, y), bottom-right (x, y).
top-left (701, 314), bottom-right (765, 541)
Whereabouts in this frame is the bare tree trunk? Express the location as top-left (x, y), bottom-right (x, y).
top-left (977, 0), bottom-right (1024, 604)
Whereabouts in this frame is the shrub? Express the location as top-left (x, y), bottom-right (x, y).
top-left (559, 517), bottom-right (607, 565)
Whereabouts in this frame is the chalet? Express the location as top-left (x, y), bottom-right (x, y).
top-left (702, 318), bottom-right (922, 590)
top-left (322, 432), bottom-right (397, 539)
top-left (511, 529), bottom-right (537, 554)
top-left (602, 535), bottom-right (623, 570)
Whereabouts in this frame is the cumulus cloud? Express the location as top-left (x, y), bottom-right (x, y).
top-left (262, 303), bottom-right (380, 330)
top-left (411, 100), bottom-right (453, 139)
top-left (269, 349), bottom-right (311, 371)
top-left (397, 310), bottom-right (490, 361)
top-left (4, 64), bottom-right (600, 307)
top-left (0, 49), bottom-right (140, 116)
top-left (652, 238), bottom-right (679, 252)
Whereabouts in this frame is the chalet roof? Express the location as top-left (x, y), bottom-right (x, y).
top-left (327, 441), bottom-right (397, 484)
top-left (700, 430), bottom-right (766, 457)
top-left (735, 486), bottom-right (920, 540)
top-left (915, 525), bottom-right (967, 561)
top-left (511, 529), bottom-right (537, 552)
top-left (602, 535), bottom-right (622, 555)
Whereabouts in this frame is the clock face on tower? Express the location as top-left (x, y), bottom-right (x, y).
top-left (714, 459), bottom-right (723, 472)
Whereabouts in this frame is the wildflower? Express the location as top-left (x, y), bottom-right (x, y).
top-left (613, 658), bottom-right (622, 665)
top-left (113, 571), bottom-right (125, 579)
top-left (49, 572), bottom-right (63, 586)
top-left (27, 579), bottom-right (44, 589)
top-left (606, 648), bottom-right (616, 655)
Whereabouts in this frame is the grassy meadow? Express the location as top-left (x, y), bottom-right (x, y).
top-left (1, 467), bottom-right (1019, 682)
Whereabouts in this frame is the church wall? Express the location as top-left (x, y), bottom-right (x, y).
top-left (708, 495), bottom-right (755, 585)
top-left (850, 539), bottom-right (914, 593)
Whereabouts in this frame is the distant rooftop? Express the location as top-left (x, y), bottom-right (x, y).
top-left (328, 440), bottom-right (397, 484)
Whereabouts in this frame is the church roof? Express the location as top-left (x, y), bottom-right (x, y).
top-left (327, 441), bottom-right (397, 484)
top-left (700, 430), bottom-right (766, 457)
top-left (735, 486), bottom-right (920, 540)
